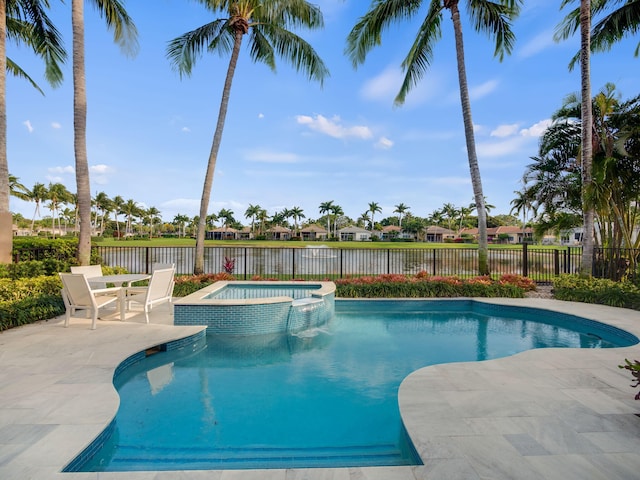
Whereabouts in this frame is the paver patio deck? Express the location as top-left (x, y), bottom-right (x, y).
top-left (1, 298), bottom-right (639, 480)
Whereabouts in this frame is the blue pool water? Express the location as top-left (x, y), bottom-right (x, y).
top-left (76, 300), bottom-right (638, 472)
top-left (205, 284), bottom-right (322, 300)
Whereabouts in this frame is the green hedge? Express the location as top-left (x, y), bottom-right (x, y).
top-left (553, 275), bottom-right (640, 309)
top-left (0, 276), bottom-right (65, 331)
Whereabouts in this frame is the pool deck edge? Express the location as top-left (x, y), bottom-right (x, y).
top-left (1, 299), bottom-right (639, 479)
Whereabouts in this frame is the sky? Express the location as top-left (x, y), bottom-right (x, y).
top-left (7, 0), bottom-right (640, 227)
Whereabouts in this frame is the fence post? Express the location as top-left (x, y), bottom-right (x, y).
top-left (522, 243), bottom-right (528, 277)
top-left (244, 248), bottom-right (247, 280)
top-left (554, 249), bottom-right (560, 276)
top-left (292, 248), bottom-right (296, 279)
top-left (432, 249), bottom-right (436, 275)
top-left (340, 249), bottom-right (343, 278)
top-left (145, 247), bottom-right (150, 274)
top-left (387, 249), bottom-right (390, 274)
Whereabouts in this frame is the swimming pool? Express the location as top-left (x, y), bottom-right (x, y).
top-left (70, 299), bottom-right (638, 472)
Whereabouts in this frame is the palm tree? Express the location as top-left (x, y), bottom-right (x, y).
top-left (122, 199), bottom-right (140, 236)
top-left (367, 201), bottom-right (382, 232)
top-left (27, 182), bottom-right (47, 233)
top-left (441, 202), bottom-right (459, 231)
top-left (347, 0), bottom-right (521, 275)
top-left (71, 0), bottom-right (138, 265)
top-left (330, 204), bottom-right (344, 238)
top-left (93, 191), bottom-right (112, 234)
top-left (288, 206), bottom-right (305, 236)
top-left (393, 203), bottom-right (409, 228)
top-left (217, 208), bottom-right (235, 229)
top-left (145, 206), bottom-right (161, 238)
top-left (168, 0), bottom-right (329, 275)
top-left (173, 213), bottom-right (190, 238)
top-left (46, 182), bottom-right (71, 238)
top-left (111, 195), bottom-right (125, 238)
top-left (319, 200), bottom-right (334, 238)
top-left (9, 174), bottom-right (28, 200)
top-left (555, 0), bottom-right (594, 275)
top-left (357, 211), bottom-right (370, 229)
top-left (1, 1), bottom-right (65, 263)
top-left (244, 203), bottom-right (261, 234)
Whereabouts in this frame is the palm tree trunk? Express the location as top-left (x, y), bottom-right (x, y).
top-left (194, 30), bottom-right (243, 274)
top-left (0, 0), bottom-right (11, 264)
top-left (449, 1), bottom-right (489, 275)
top-left (72, 0), bottom-right (92, 265)
top-left (580, 0), bottom-right (594, 277)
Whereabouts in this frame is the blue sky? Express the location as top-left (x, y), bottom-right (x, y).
top-left (7, 0), bottom-right (640, 226)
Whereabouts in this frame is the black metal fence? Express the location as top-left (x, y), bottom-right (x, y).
top-left (86, 244), bottom-right (601, 283)
top-left (13, 244), bottom-right (638, 283)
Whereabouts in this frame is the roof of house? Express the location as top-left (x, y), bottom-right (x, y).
top-left (339, 226), bottom-right (371, 234)
top-left (382, 225), bottom-right (402, 232)
top-left (301, 224), bottom-right (327, 233)
top-left (267, 226), bottom-right (291, 233)
top-left (425, 225), bottom-right (456, 234)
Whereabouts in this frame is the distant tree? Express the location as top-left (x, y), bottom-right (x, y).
top-left (331, 204), bottom-right (344, 238)
top-left (27, 182), bottom-right (48, 233)
top-left (394, 203), bottom-right (410, 228)
top-left (245, 204), bottom-right (261, 234)
top-left (173, 213), bottom-right (190, 238)
top-left (112, 195), bottom-right (125, 238)
top-left (46, 182), bottom-right (71, 238)
top-left (319, 200), bottom-right (335, 237)
top-left (288, 206), bottom-right (305, 236)
top-left (367, 201), bottom-right (382, 231)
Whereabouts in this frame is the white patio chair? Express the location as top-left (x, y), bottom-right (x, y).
top-left (59, 273), bottom-right (124, 330)
top-left (71, 265), bottom-right (106, 289)
top-left (125, 267), bottom-right (175, 324)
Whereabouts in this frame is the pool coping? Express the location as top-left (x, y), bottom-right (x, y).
top-left (174, 280), bottom-right (336, 306)
top-left (0, 297), bottom-right (639, 479)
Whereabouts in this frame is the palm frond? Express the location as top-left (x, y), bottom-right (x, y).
top-left (396, 1), bottom-right (443, 105)
top-left (93, 0), bottom-right (139, 57)
top-left (345, 0), bottom-right (423, 68)
top-left (255, 23), bottom-right (329, 85)
top-left (167, 20), bottom-right (232, 77)
top-left (6, 58), bottom-right (44, 95)
top-left (259, 0), bottom-right (324, 30)
top-left (591, 0), bottom-right (640, 56)
top-left (467, 0), bottom-right (522, 61)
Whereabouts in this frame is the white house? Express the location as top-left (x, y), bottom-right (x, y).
top-left (338, 226), bottom-right (372, 241)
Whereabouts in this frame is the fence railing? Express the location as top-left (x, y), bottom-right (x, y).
top-left (13, 244), bottom-right (639, 283)
top-left (86, 244), bottom-right (599, 283)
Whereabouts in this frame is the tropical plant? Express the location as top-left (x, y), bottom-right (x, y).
top-left (27, 182), bottom-right (48, 233)
top-left (346, 0), bottom-right (522, 275)
top-left (46, 182), bottom-right (71, 238)
top-left (173, 213), bottom-right (190, 238)
top-left (319, 200), bottom-right (334, 237)
top-left (244, 203), bottom-right (262, 234)
top-left (1, 0), bottom-right (65, 263)
top-left (367, 201), bottom-right (382, 232)
top-left (288, 206), bottom-right (305, 236)
top-left (393, 203), bottom-right (409, 228)
top-left (111, 195), bottom-right (125, 237)
top-left (71, 0), bottom-right (138, 265)
top-left (167, 0), bottom-right (329, 275)
top-left (122, 199), bottom-right (141, 236)
top-left (330, 203), bottom-right (344, 238)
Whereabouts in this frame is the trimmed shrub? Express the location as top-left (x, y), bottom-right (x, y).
top-left (553, 275), bottom-right (640, 310)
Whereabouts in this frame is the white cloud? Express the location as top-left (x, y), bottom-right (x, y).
top-left (23, 120), bottom-right (34, 133)
top-left (51, 122), bottom-right (61, 129)
top-left (375, 137), bottom-right (394, 150)
top-left (48, 165), bottom-right (74, 175)
top-left (360, 67), bottom-right (403, 103)
top-left (90, 164), bottom-right (114, 175)
top-left (245, 149), bottom-right (299, 163)
top-left (518, 29), bottom-right (556, 59)
top-left (258, 113), bottom-right (264, 119)
top-left (476, 136), bottom-right (529, 157)
top-left (470, 79), bottom-right (499, 100)
top-left (520, 119), bottom-right (552, 137)
top-left (181, 127), bottom-right (191, 133)
top-left (296, 114), bottom-right (373, 140)
top-left (491, 124), bottom-right (520, 138)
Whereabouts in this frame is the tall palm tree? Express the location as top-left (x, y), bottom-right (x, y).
top-left (319, 200), bottom-right (334, 237)
top-left (358, 211), bottom-right (370, 229)
top-left (111, 194), bottom-right (125, 238)
top-left (347, 0), bottom-right (522, 275)
top-left (330, 204), bottom-right (344, 238)
top-left (556, 0), bottom-right (594, 275)
top-left (441, 202), bottom-right (459, 231)
top-left (8, 173), bottom-right (28, 200)
top-left (167, 0), bottom-right (329, 275)
top-left (93, 191), bottom-right (112, 234)
top-left (173, 213), bottom-right (190, 238)
top-left (288, 206), bottom-right (305, 236)
top-left (122, 198), bottom-right (140, 236)
top-left (244, 203), bottom-right (261, 234)
top-left (145, 206), bottom-right (161, 238)
top-left (1, 1), bottom-right (65, 263)
top-left (367, 201), bottom-right (382, 232)
top-left (27, 181), bottom-right (47, 233)
top-left (46, 182), bottom-right (71, 238)
top-left (71, 0), bottom-right (137, 265)
top-left (393, 203), bottom-right (409, 228)
top-left (217, 208), bottom-right (235, 228)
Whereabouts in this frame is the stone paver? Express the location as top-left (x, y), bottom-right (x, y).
top-left (0, 298), bottom-right (639, 480)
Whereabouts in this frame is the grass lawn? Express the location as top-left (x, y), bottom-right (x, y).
top-left (94, 237), bottom-right (557, 250)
